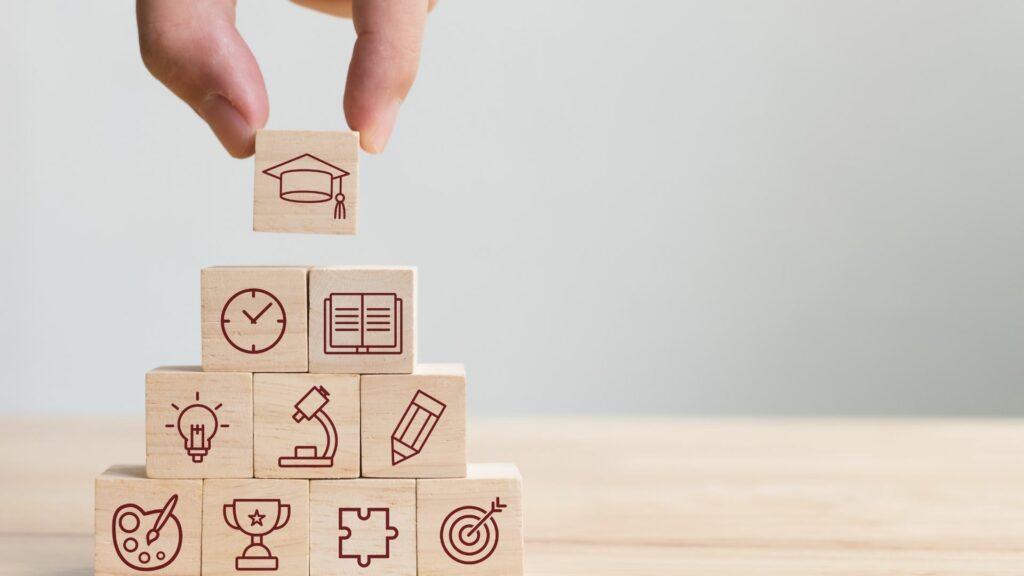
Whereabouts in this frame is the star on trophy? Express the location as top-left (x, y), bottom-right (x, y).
top-left (223, 499), bottom-right (291, 571)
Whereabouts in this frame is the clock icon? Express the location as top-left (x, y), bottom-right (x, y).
top-left (220, 288), bottom-right (287, 354)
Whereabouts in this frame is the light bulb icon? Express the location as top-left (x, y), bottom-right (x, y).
top-left (166, 391), bottom-right (228, 463)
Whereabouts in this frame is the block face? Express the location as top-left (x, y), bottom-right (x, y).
top-left (95, 465), bottom-right (202, 576)
top-left (361, 364), bottom-right (466, 478)
top-left (146, 367), bottom-right (254, 479)
top-left (254, 130), bottom-right (359, 235)
top-left (417, 464), bottom-right (523, 576)
top-left (203, 479), bottom-right (310, 576)
top-left (202, 267), bottom-right (309, 372)
top-left (254, 373), bottom-right (361, 479)
top-left (310, 479), bottom-right (416, 576)
top-left (308, 267), bottom-right (416, 374)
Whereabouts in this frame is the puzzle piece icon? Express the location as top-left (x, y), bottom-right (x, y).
top-left (338, 507), bottom-right (399, 568)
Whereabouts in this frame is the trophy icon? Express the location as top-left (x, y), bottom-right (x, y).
top-left (223, 499), bottom-right (291, 571)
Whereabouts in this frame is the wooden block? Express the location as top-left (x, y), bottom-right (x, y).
top-left (417, 464), bottom-right (524, 576)
top-left (202, 266), bottom-right (309, 372)
top-left (202, 479), bottom-right (310, 576)
top-left (254, 373), bottom-right (361, 479)
top-left (254, 130), bottom-right (359, 235)
top-left (308, 267), bottom-right (416, 374)
top-left (361, 364), bottom-right (466, 478)
top-left (146, 367), bottom-right (254, 479)
top-left (95, 465), bottom-right (202, 576)
top-left (309, 479), bottom-right (416, 576)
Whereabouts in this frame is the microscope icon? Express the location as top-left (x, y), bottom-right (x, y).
top-left (278, 386), bottom-right (338, 468)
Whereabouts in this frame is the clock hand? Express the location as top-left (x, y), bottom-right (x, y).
top-left (241, 310), bottom-right (256, 323)
top-left (250, 302), bottom-right (274, 323)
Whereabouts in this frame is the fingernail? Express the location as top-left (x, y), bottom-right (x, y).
top-left (364, 98), bottom-right (401, 154)
top-left (199, 94), bottom-right (255, 158)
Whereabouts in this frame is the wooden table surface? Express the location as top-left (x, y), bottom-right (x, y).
top-left (1, 417), bottom-right (1023, 575)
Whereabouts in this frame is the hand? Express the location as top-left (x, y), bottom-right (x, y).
top-left (136, 0), bottom-right (434, 158)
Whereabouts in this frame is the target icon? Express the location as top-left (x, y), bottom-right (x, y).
top-left (439, 497), bottom-right (507, 565)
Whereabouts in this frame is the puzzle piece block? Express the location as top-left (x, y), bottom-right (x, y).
top-left (339, 508), bottom-right (399, 567)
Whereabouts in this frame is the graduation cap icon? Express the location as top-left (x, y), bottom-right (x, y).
top-left (262, 153), bottom-right (351, 220)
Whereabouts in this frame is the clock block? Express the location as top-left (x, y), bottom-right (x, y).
top-left (95, 465), bottom-right (202, 576)
top-left (308, 266), bottom-right (416, 374)
top-left (146, 367), bottom-right (254, 478)
top-left (254, 130), bottom-right (359, 235)
top-left (202, 266), bottom-right (308, 372)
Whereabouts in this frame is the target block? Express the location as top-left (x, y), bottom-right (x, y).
top-left (310, 479), bottom-right (416, 576)
top-left (145, 367), bottom-right (254, 479)
top-left (94, 465), bottom-right (203, 576)
top-left (416, 464), bottom-right (523, 576)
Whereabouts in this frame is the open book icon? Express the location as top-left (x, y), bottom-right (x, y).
top-left (323, 293), bottom-right (404, 355)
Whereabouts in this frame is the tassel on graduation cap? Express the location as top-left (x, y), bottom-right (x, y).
top-left (262, 153), bottom-right (351, 220)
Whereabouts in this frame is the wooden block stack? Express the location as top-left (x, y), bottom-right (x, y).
top-left (95, 132), bottom-right (524, 576)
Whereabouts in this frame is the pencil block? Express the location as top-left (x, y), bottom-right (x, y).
top-left (361, 364), bottom-right (466, 478)
top-left (310, 479), bottom-right (416, 576)
top-left (254, 373), bottom-right (361, 479)
top-left (95, 465), bottom-right (202, 576)
top-left (308, 267), bottom-right (416, 374)
top-left (146, 367), bottom-right (254, 478)
top-left (254, 130), bottom-right (359, 235)
top-left (201, 266), bottom-right (309, 372)
top-left (202, 479), bottom-right (310, 576)
top-left (417, 464), bottom-right (524, 576)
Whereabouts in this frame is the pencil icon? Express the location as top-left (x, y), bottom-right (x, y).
top-left (391, 390), bottom-right (447, 465)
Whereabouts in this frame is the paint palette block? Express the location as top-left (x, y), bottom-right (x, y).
top-left (146, 367), bottom-right (253, 478)
top-left (95, 465), bottom-right (202, 576)
top-left (202, 479), bottom-right (310, 576)
top-left (361, 364), bottom-right (467, 478)
top-left (310, 479), bottom-right (416, 576)
top-left (201, 266), bottom-right (309, 372)
top-left (254, 373), bottom-right (361, 479)
top-left (417, 464), bottom-right (523, 576)
top-left (308, 267), bottom-right (416, 374)
top-left (254, 130), bottom-right (359, 235)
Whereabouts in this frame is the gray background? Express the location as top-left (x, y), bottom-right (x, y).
top-left (1, 1), bottom-right (1022, 416)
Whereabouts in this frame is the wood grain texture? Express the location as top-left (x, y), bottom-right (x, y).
top-left (361, 365), bottom-right (467, 478)
top-left (417, 463), bottom-right (523, 576)
top-left (254, 373), bottom-right (360, 479)
top-left (310, 479), bottom-right (416, 576)
top-left (145, 367), bottom-right (254, 479)
top-left (5, 418), bottom-right (1024, 575)
top-left (202, 479), bottom-right (310, 576)
top-left (308, 267), bottom-right (416, 374)
top-left (254, 130), bottom-right (359, 235)
top-left (201, 267), bottom-right (309, 372)
top-left (94, 465), bottom-right (202, 576)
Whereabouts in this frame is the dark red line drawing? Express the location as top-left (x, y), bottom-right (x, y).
top-left (168, 391), bottom-right (227, 463)
top-left (262, 153), bottom-right (350, 220)
top-left (440, 498), bottom-right (507, 565)
top-left (279, 386), bottom-right (338, 468)
top-left (112, 494), bottom-right (182, 571)
top-left (323, 293), bottom-right (403, 355)
top-left (220, 288), bottom-right (287, 355)
top-left (391, 390), bottom-right (446, 465)
top-left (224, 499), bottom-right (291, 571)
top-left (338, 508), bottom-right (399, 567)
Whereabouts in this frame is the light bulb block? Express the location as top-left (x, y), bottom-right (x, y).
top-left (309, 479), bottom-right (416, 576)
top-left (146, 367), bottom-right (254, 479)
top-left (95, 465), bottom-right (203, 576)
top-left (254, 130), bottom-right (359, 235)
top-left (254, 373), bottom-right (361, 479)
top-left (308, 267), bottom-right (416, 375)
top-left (202, 266), bottom-right (309, 372)
top-left (417, 464), bottom-right (523, 576)
top-left (360, 364), bottom-right (466, 478)
top-left (202, 479), bottom-right (310, 576)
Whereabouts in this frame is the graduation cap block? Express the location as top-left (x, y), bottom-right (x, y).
top-left (262, 153), bottom-right (351, 219)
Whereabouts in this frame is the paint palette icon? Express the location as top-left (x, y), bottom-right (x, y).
top-left (112, 495), bottom-right (183, 571)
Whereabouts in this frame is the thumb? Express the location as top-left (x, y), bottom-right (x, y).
top-left (137, 0), bottom-right (269, 158)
